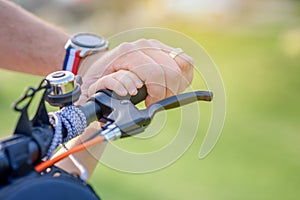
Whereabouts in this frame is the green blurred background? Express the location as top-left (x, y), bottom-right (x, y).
top-left (1, 0), bottom-right (300, 199)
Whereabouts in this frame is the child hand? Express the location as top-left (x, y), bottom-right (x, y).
top-left (87, 69), bottom-right (144, 97)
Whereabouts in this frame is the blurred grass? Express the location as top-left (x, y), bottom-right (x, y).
top-left (90, 24), bottom-right (300, 200)
top-left (1, 22), bottom-right (300, 200)
top-left (0, 72), bottom-right (41, 135)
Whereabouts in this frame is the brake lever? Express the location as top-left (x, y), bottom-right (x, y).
top-left (146, 90), bottom-right (213, 118)
top-left (120, 90), bottom-right (213, 137)
top-left (91, 87), bottom-right (213, 138)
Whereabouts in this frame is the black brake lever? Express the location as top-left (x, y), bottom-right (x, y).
top-left (92, 87), bottom-right (213, 138)
top-left (146, 90), bottom-right (213, 118)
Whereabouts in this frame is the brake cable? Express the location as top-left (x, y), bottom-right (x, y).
top-left (35, 121), bottom-right (120, 173)
top-left (35, 135), bottom-right (105, 173)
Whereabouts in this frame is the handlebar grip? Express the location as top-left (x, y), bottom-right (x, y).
top-left (129, 85), bottom-right (147, 105)
top-left (0, 151), bottom-right (10, 180)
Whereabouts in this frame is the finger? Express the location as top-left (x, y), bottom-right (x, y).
top-left (147, 40), bottom-right (194, 82)
top-left (112, 70), bottom-right (139, 95)
top-left (164, 50), bottom-right (193, 92)
top-left (145, 88), bottom-right (164, 107)
top-left (88, 75), bottom-right (128, 97)
top-left (112, 50), bottom-right (167, 102)
top-left (76, 93), bottom-right (88, 106)
top-left (178, 67), bottom-right (194, 93)
top-left (134, 39), bottom-right (193, 92)
top-left (141, 48), bottom-right (181, 96)
top-left (148, 39), bottom-right (194, 70)
top-left (113, 69), bottom-right (143, 88)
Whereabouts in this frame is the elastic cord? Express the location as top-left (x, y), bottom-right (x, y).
top-left (47, 106), bottom-right (87, 159)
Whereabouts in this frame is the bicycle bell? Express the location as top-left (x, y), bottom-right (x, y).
top-left (45, 71), bottom-right (82, 107)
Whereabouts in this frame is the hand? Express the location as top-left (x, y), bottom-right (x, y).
top-left (88, 69), bottom-right (144, 96)
top-left (55, 39), bottom-right (195, 176)
top-left (78, 39), bottom-right (194, 106)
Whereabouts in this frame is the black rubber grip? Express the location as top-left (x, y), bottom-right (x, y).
top-left (129, 85), bottom-right (148, 105)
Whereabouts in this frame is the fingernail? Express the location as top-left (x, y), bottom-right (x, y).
top-left (136, 80), bottom-right (143, 88)
top-left (118, 88), bottom-right (128, 96)
top-left (129, 88), bottom-right (138, 95)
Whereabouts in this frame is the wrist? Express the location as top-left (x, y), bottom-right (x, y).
top-left (77, 51), bottom-right (107, 77)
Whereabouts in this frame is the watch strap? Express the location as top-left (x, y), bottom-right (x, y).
top-left (63, 46), bottom-right (81, 75)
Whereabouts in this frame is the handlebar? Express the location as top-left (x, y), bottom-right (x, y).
top-left (78, 85), bottom-right (148, 125)
top-left (78, 86), bottom-right (212, 137)
top-left (0, 74), bottom-right (213, 183)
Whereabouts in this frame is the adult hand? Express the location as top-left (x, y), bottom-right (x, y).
top-left (78, 39), bottom-right (194, 106)
top-left (55, 39), bottom-right (195, 176)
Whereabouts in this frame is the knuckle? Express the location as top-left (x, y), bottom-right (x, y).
top-left (118, 42), bottom-right (133, 52)
top-left (135, 38), bottom-right (149, 44)
top-left (133, 38), bottom-right (147, 46)
top-left (134, 38), bottom-right (147, 44)
top-left (179, 57), bottom-right (194, 72)
top-left (152, 66), bottom-right (165, 78)
top-left (181, 71), bottom-right (193, 88)
top-left (134, 39), bottom-right (153, 49)
top-left (100, 76), bottom-right (110, 84)
top-left (148, 39), bottom-right (169, 50)
top-left (148, 39), bottom-right (161, 45)
top-left (183, 54), bottom-right (194, 66)
top-left (187, 70), bottom-right (194, 84)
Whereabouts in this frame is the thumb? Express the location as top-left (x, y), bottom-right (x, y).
top-left (75, 88), bottom-right (89, 105)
